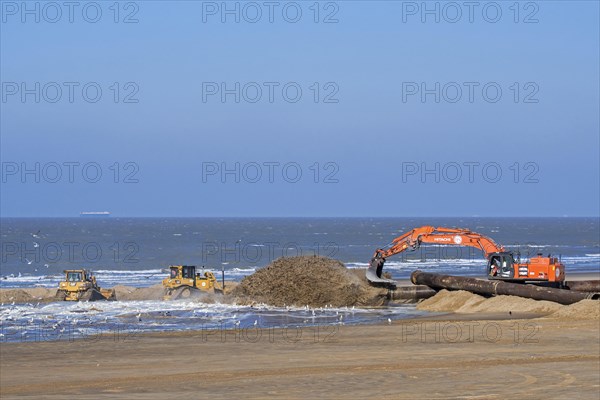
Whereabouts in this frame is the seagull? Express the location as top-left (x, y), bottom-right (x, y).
top-left (32, 230), bottom-right (41, 239)
top-left (339, 315), bottom-right (343, 321)
top-left (253, 320), bottom-right (258, 326)
top-left (387, 318), bottom-right (392, 325)
top-left (25, 259), bottom-right (32, 265)
top-left (136, 313), bottom-right (142, 321)
top-left (44, 264), bottom-right (49, 268)
top-left (33, 242), bottom-right (39, 248)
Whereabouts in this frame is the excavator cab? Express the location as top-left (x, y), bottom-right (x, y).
top-left (487, 252), bottom-right (515, 279)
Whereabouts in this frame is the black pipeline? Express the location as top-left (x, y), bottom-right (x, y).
top-left (411, 271), bottom-right (600, 305)
top-left (564, 280), bottom-right (600, 293)
top-left (389, 285), bottom-right (437, 302)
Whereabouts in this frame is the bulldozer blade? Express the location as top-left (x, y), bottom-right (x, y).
top-left (366, 257), bottom-right (397, 289)
top-left (100, 289), bottom-right (117, 301)
top-left (54, 290), bottom-right (67, 301)
top-left (166, 286), bottom-right (203, 300)
top-left (79, 289), bottom-right (114, 302)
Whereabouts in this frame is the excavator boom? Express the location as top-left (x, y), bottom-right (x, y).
top-left (374, 226), bottom-right (504, 259)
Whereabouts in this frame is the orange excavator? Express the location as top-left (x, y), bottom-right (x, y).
top-left (366, 226), bottom-right (565, 289)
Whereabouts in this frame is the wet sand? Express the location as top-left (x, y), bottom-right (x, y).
top-left (1, 312), bottom-right (599, 399)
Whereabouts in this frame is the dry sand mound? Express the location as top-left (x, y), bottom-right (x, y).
top-left (1, 289), bottom-right (35, 304)
top-left (416, 290), bottom-right (486, 312)
top-left (417, 289), bottom-right (563, 314)
top-left (0, 288), bottom-right (57, 304)
top-left (112, 284), bottom-right (165, 301)
top-left (548, 300), bottom-right (600, 320)
top-left (232, 256), bottom-right (383, 307)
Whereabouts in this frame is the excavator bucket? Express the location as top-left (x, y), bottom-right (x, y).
top-left (366, 257), bottom-right (397, 289)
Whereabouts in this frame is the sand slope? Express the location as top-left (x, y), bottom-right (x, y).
top-left (417, 289), bottom-right (599, 319)
top-left (0, 288), bottom-right (56, 304)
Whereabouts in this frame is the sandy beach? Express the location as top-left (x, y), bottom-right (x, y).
top-left (2, 302), bottom-right (599, 399)
top-left (1, 264), bottom-right (598, 399)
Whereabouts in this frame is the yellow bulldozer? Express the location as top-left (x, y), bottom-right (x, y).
top-left (162, 265), bottom-right (223, 300)
top-left (55, 269), bottom-right (116, 301)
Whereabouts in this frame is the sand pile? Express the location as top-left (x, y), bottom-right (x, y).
top-left (232, 256), bottom-right (383, 307)
top-left (417, 290), bottom-right (564, 314)
top-left (548, 300), bottom-right (600, 320)
top-left (112, 284), bottom-right (165, 301)
top-left (1, 289), bottom-right (36, 304)
top-left (416, 290), bottom-right (486, 312)
top-left (0, 288), bottom-right (57, 304)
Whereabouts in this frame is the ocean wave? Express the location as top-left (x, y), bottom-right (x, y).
top-left (0, 299), bottom-right (422, 342)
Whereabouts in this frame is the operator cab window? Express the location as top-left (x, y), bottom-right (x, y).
top-left (182, 266), bottom-right (195, 279)
top-left (68, 272), bottom-right (82, 282)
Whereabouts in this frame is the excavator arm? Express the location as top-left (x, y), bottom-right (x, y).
top-left (366, 226), bottom-right (505, 288)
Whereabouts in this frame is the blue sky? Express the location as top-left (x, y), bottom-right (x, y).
top-left (1, 1), bottom-right (599, 217)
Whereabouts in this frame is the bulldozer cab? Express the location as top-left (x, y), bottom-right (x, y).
top-left (181, 265), bottom-right (196, 279)
top-left (168, 265), bottom-right (197, 280)
top-left (487, 252), bottom-right (515, 279)
top-left (67, 271), bottom-right (84, 282)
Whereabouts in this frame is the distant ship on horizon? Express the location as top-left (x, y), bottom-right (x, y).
top-left (80, 211), bottom-right (111, 217)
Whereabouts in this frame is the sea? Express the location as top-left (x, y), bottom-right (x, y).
top-left (1, 217), bottom-right (598, 342)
